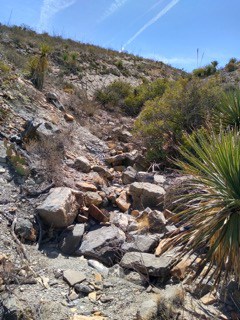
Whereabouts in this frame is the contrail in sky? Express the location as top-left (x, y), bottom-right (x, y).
top-left (39, 0), bottom-right (77, 31)
top-left (122, 0), bottom-right (180, 50)
top-left (100, 0), bottom-right (129, 22)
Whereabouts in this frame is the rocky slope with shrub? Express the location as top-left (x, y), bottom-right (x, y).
top-left (0, 24), bottom-right (239, 320)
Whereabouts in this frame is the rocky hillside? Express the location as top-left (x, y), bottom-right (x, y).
top-left (0, 24), bottom-right (185, 97)
top-left (0, 25), bottom-right (239, 320)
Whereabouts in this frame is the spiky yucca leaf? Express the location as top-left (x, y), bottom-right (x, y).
top-left (214, 89), bottom-right (240, 130)
top-left (172, 129), bottom-right (240, 285)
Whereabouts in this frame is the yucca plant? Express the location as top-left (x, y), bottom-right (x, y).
top-left (213, 89), bottom-right (240, 130)
top-left (170, 129), bottom-right (240, 286)
top-left (29, 44), bottom-right (51, 90)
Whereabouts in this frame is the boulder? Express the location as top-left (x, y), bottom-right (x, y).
top-left (59, 224), bottom-right (85, 255)
top-left (15, 218), bottom-right (36, 241)
top-left (73, 156), bottom-right (91, 173)
top-left (121, 234), bottom-right (159, 253)
top-left (129, 182), bottom-right (165, 210)
top-left (112, 127), bottom-right (132, 142)
top-left (84, 192), bottom-right (102, 207)
top-left (87, 259), bottom-right (109, 277)
top-left (109, 211), bottom-right (129, 231)
top-left (0, 141), bottom-right (7, 163)
top-left (46, 92), bottom-right (58, 101)
top-left (105, 150), bottom-right (138, 167)
top-left (120, 251), bottom-right (173, 277)
top-left (46, 92), bottom-right (65, 111)
top-left (37, 187), bottom-right (79, 228)
top-left (148, 210), bottom-right (167, 233)
top-left (136, 171), bottom-right (154, 183)
top-left (64, 113), bottom-right (74, 122)
top-left (92, 166), bottom-right (112, 180)
top-left (79, 225), bottom-right (126, 266)
top-left (154, 174), bottom-right (166, 185)
top-left (115, 191), bottom-right (131, 212)
top-left (122, 166), bottom-right (136, 184)
top-left (88, 204), bottom-right (109, 222)
top-left (76, 182), bottom-right (97, 192)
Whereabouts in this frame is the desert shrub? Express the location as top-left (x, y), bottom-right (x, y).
top-left (26, 129), bottom-right (72, 185)
top-left (134, 78), bottom-right (223, 163)
top-left (4, 49), bottom-right (27, 70)
top-left (28, 44), bottom-right (51, 90)
top-left (193, 60), bottom-right (218, 78)
top-left (172, 129), bottom-right (240, 285)
top-left (115, 60), bottom-right (124, 70)
top-left (5, 142), bottom-right (29, 176)
top-left (124, 79), bottom-right (169, 116)
top-left (95, 80), bottom-right (132, 111)
top-left (95, 79), bottom-right (168, 116)
top-left (0, 61), bottom-right (10, 73)
top-left (225, 58), bottom-right (238, 72)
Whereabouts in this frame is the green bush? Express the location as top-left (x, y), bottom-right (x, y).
top-left (193, 60), bottom-right (218, 78)
top-left (173, 129), bottom-right (240, 285)
top-left (134, 78), bottom-right (223, 163)
top-left (95, 79), bottom-right (168, 116)
top-left (124, 79), bottom-right (168, 116)
top-left (225, 59), bottom-right (237, 72)
top-left (95, 80), bottom-right (132, 111)
top-left (0, 61), bottom-right (11, 73)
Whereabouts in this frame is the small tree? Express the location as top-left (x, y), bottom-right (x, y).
top-left (29, 44), bottom-right (51, 90)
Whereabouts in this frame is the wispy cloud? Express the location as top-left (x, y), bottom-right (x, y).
top-left (100, 0), bottom-right (129, 22)
top-left (38, 0), bottom-right (77, 31)
top-left (122, 0), bottom-right (180, 50)
top-left (146, 53), bottom-right (196, 67)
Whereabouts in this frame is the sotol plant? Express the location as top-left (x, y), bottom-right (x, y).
top-left (171, 129), bottom-right (240, 285)
top-left (213, 89), bottom-right (240, 130)
top-left (28, 44), bottom-right (51, 90)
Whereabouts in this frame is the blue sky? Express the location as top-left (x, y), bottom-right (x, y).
top-left (0, 0), bottom-right (239, 71)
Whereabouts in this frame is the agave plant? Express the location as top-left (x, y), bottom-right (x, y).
top-left (171, 129), bottom-right (240, 285)
top-left (214, 89), bottom-right (240, 130)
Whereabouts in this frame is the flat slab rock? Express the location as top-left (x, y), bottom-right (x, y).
top-left (79, 225), bottom-right (126, 266)
top-left (37, 187), bottom-right (79, 228)
top-left (129, 182), bottom-right (165, 210)
top-left (63, 269), bottom-right (86, 286)
top-left (120, 251), bottom-right (174, 277)
top-left (121, 234), bottom-right (159, 253)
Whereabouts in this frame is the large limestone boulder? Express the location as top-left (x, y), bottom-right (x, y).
top-left (79, 225), bottom-right (126, 266)
top-left (120, 251), bottom-right (173, 278)
top-left (37, 187), bottom-right (79, 228)
top-left (129, 182), bottom-right (166, 210)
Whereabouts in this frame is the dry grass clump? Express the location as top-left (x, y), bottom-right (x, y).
top-left (26, 128), bottom-right (73, 186)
